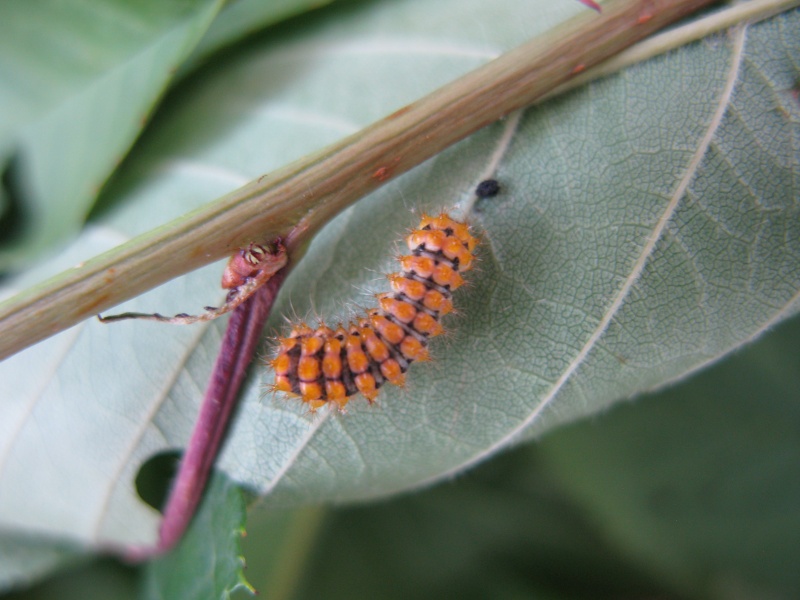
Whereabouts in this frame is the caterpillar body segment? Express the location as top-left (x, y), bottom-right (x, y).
top-left (270, 213), bottom-right (478, 411)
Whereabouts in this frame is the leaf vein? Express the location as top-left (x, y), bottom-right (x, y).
top-left (90, 319), bottom-right (216, 543)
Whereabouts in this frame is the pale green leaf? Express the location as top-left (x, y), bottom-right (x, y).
top-left (0, 0), bottom-right (226, 267)
top-left (0, 0), bottom-right (797, 591)
top-left (186, 0), bottom-right (336, 68)
top-left (0, 0), bottom-right (328, 269)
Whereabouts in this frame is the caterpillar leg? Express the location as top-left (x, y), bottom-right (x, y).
top-left (98, 242), bottom-right (288, 324)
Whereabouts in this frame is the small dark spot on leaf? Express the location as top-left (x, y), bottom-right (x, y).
top-left (476, 179), bottom-right (501, 198)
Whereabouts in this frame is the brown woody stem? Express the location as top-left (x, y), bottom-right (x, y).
top-left (0, 0), bottom-right (722, 361)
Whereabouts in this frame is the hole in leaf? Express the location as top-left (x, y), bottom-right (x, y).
top-left (135, 450), bottom-right (181, 513)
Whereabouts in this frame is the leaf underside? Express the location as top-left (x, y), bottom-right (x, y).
top-left (0, 0), bottom-right (798, 590)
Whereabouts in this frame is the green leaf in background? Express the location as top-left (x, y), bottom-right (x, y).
top-left (3, 558), bottom-right (135, 600)
top-left (140, 472), bottom-right (250, 600)
top-left (0, 0), bottom-right (224, 267)
top-left (186, 0), bottom-right (335, 68)
top-left (538, 313), bottom-right (800, 599)
top-left (243, 448), bottom-right (665, 600)
top-left (0, 0), bottom-right (327, 268)
top-left (0, 0), bottom-right (798, 593)
top-left (0, 536), bottom-right (85, 595)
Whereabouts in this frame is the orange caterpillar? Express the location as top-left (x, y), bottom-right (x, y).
top-left (271, 213), bottom-right (478, 411)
